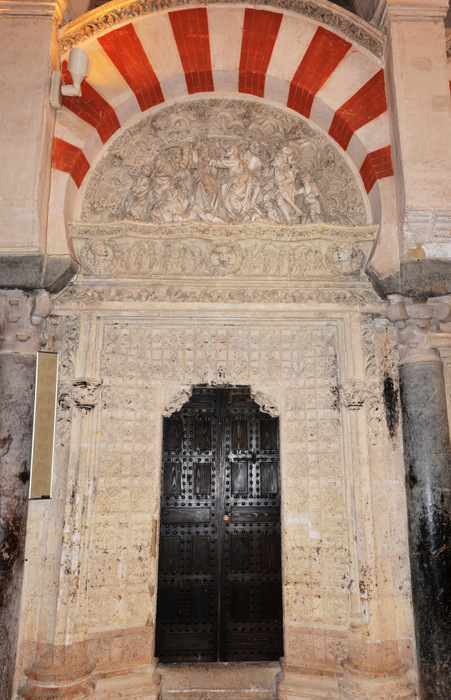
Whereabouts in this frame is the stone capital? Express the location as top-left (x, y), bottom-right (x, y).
top-left (387, 296), bottom-right (451, 364)
top-left (339, 380), bottom-right (367, 410)
top-left (72, 377), bottom-right (102, 410)
top-left (0, 290), bottom-right (52, 357)
top-left (382, 0), bottom-right (450, 23)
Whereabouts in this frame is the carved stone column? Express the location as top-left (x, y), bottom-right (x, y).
top-left (387, 297), bottom-right (451, 699)
top-left (0, 289), bottom-right (52, 698)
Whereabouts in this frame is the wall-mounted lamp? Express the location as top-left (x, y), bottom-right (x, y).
top-left (50, 47), bottom-right (90, 110)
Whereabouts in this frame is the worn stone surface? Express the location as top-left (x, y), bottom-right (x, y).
top-left (399, 360), bottom-right (451, 700)
top-left (0, 355), bottom-right (35, 700)
top-left (367, 259), bottom-right (451, 300)
top-left (159, 661), bottom-right (279, 699)
top-left (0, 254), bottom-right (77, 292)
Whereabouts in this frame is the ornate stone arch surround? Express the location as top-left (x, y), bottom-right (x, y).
top-left (14, 4), bottom-right (416, 699)
top-left (48, 0), bottom-right (398, 278)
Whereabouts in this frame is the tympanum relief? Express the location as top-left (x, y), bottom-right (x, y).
top-left (81, 100), bottom-right (367, 227)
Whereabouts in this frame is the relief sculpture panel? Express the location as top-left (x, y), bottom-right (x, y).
top-left (80, 100), bottom-right (367, 227)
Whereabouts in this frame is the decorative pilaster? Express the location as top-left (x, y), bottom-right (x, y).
top-left (388, 297), bottom-right (451, 700)
top-left (337, 377), bottom-right (414, 700)
top-left (0, 289), bottom-right (52, 699)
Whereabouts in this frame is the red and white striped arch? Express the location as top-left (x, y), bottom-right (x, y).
top-left (50, 4), bottom-right (395, 238)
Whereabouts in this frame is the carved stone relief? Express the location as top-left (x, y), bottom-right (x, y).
top-left (80, 100), bottom-right (367, 228)
top-left (78, 319), bottom-right (351, 653)
top-left (69, 223), bottom-right (377, 283)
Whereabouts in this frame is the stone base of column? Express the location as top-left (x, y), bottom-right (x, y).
top-left (17, 644), bottom-right (96, 699)
top-left (95, 661), bottom-right (161, 700)
top-left (277, 664), bottom-right (341, 699)
top-left (338, 660), bottom-right (415, 700)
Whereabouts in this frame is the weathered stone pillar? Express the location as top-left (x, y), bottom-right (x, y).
top-left (388, 297), bottom-right (451, 699)
top-left (0, 289), bottom-right (51, 700)
top-left (367, 0), bottom-right (451, 298)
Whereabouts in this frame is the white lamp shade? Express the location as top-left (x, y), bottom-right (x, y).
top-left (67, 47), bottom-right (90, 87)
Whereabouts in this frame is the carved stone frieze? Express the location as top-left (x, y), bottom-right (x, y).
top-left (54, 283), bottom-right (381, 308)
top-left (0, 289), bottom-right (52, 356)
top-left (80, 100), bottom-right (367, 228)
top-left (59, 0), bottom-right (384, 57)
top-left (70, 224), bottom-right (377, 283)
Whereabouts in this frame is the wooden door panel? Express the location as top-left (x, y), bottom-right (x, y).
top-left (231, 461), bottom-right (249, 495)
top-left (163, 461), bottom-right (182, 496)
top-left (156, 387), bottom-right (283, 663)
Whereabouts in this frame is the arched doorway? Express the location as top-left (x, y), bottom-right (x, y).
top-left (156, 386), bottom-right (283, 662)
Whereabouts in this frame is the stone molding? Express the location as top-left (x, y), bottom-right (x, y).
top-left (382, 0), bottom-right (450, 23)
top-left (55, 283), bottom-right (381, 308)
top-left (0, 1), bottom-right (59, 18)
top-left (59, 0), bottom-right (384, 58)
top-left (338, 659), bottom-right (415, 699)
top-left (387, 296), bottom-right (451, 364)
top-left (18, 644), bottom-right (96, 700)
top-left (0, 290), bottom-right (52, 356)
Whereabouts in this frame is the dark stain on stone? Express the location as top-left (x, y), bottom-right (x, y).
top-left (18, 468), bottom-right (30, 485)
top-left (406, 463), bottom-right (418, 489)
top-left (383, 372), bottom-right (399, 439)
top-left (330, 385), bottom-right (340, 411)
top-left (0, 434), bottom-right (13, 458)
top-left (0, 514), bottom-right (25, 607)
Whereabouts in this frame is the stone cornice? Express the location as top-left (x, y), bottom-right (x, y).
top-left (0, 0), bottom-right (61, 18)
top-left (58, 0), bottom-right (385, 58)
top-left (382, 0), bottom-right (450, 23)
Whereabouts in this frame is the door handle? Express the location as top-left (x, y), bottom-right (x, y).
top-left (223, 514), bottom-right (229, 521)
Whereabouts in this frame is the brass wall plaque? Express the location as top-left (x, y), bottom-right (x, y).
top-left (29, 352), bottom-right (58, 499)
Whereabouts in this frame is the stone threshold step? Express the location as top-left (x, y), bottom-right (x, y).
top-left (159, 661), bottom-right (281, 700)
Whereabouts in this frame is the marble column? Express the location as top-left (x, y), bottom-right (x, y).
top-left (0, 289), bottom-right (51, 699)
top-left (388, 297), bottom-right (451, 700)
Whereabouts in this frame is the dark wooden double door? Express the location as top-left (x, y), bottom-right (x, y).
top-left (155, 387), bottom-right (283, 662)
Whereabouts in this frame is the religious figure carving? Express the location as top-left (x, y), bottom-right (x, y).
top-left (297, 173), bottom-right (322, 223)
top-left (81, 100), bottom-right (366, 227)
